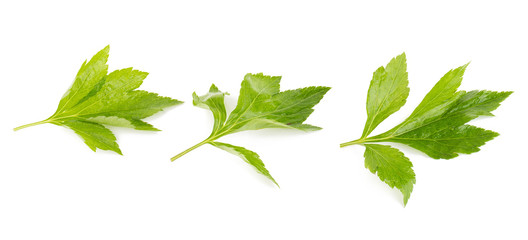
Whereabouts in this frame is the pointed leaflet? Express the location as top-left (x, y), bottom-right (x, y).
top-left (60, 120), bottom-right (122, 155)
top-left (210, 141), bottom-right (278, 187)
top-left (78, 90), bottom-right (180, 130)
top-left (384, 90), bottom-right (512, 159)
top-left (14, 46), bottom-right (182, 154)
top-left (364, 144), bottom-right (415, 206)
top-left (362, 53), bottom-right (409, 138)
top-left (172, 73), bottom-right (330, 186)
top-left (384, 64), bottom-right (470, 136)
top-left (341, 54), bottom-right (511, 205)
top-left (221, 73), bottom-right (330, 133)
top-left (56, 46), bottom-right (110, 113)
top-left (393, 124), bottom-right (499, 159)
top-left (371, 67), bottom-right (512, 159)
top-left (192, 84), bottom-right (228, 135)
top-left (65, 67), bottom-right (149, 115)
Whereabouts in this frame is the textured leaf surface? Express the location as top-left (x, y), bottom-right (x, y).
top-left (211, 141), bottom-right (278, 186)
top-left (384, 64), bottom-right (470, 136)
top-left (223, 73), bottom-right (330, 134)
top-left (364, 144), bottom-right (415, 206)
top-left (56, 46), bottom-right (110, 113)
top-left (384, 90), bottom-right (511, 159)
top-left (393, 125), bottom-right (499, 159)
top-left (362, 53), bottom-right (408, 138)
top-left (192, 84), bottom-right (228, 135)
top-left (341, 54), bottom-right (512, 205)
top-left (374, 73), bottom-right (512, 158)
top-left (172, 73), bottom-right (330, 186)
top-left (15, 46), bottom-right (182, 154)
top-left (60, 120), bottom-right (121, 155)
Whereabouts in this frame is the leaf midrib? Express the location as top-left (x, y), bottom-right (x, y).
top-left (367, 146), bottom-right (409, 183)
top-left (383, 92), bottom-right (503, 140)
top-left (213, 80), bottom-right (278, 138)
top-left (62, 73), bottom-right (142, 117)
top-left (56, 66), bottom-right (98, 114)
top-left (364, 65), bottom-right (404, 137)
top-left (217, 87), bottom-right (324, 137)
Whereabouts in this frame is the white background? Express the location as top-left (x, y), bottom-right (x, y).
top-left (1, 0), bottom-right (526, 239)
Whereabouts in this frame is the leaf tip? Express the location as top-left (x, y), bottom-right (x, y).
top-left (268, 176), bottom-right (280, 188)
top-left (401, 180), bottom-right (414, 207)
top-left (170, 99), bottom-right (184, 106)
top-left (99, 45), bottom-right (110, 55)
top-left (460, 61), bottom-right (471, 70)
top-left (319, 86), bottom-right (332, 94)
top-left (209, 84), bottom-right (220, 92)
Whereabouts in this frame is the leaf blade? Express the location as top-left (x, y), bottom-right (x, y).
top-left (222, 73), bottom-right (330, 134)
top-left (364, 144), bottom-right (415, 206)
top-left (224, 73), bottom-right (281, 128)
top-left (192, 84), bottom-right (228, 134)
top-left (388, 64), bottom-right (470, 136)
top-left (210, 141), bottom-right (279, 187)
top-left (362, 53), bottom-right (409, 138)
top-left (80, 90), bottom-right (182, 120)
top-left (60, 119), bottom-right (122, 155)
top-left (380, 90), bottom-right (511, 159)
top-left (56, 46), bottom-right (110, 113)
top-left (391, 125), bottom-right (499, 159)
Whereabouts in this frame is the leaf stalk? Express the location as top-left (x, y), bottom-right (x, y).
top-left (340, 136), bottom-right (392, 147)
top-left (13, 119), bottom-right (51, 131)
top-left (171, 138), bottom-right (213, 161)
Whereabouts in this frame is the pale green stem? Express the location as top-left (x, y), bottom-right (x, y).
top-left (171, 138), bottom-right (213, 161)
top-left (13, 119), bottom-right (50, 131)
top-left (340, 136), bottom-right (392, 148)
top-left (340, 138), bottom-right (366, 147)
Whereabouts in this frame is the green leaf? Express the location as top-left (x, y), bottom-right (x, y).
top-left (375, 86), bottom-right (512, 159)
top-left (392, 124), bottom-right (499, 159)
top-left (362, 53), bottom-right (409, 138)
top-left (341, 55), bottom-right (512, 205)
top-left (56, 46), bottom-right (110, 113)
top-left (380, 90), bottom-right (511, 159)
top-left (210, 141), bottom-right (278, 187)
top-left (60, 119), bottom-right (122, 155)
top-left (14, 46), bottom-right (182, 154)
top-left (223, 74), bottom-right (330, 134)
top-left (364, 144), bottom-right (415, 206)
top-left (172, 73), bottom-right (330, 186)
top-left (385, 64), bottom-right (470, 136)
top-left (78, 90), bottom-right (181, 120)
top-left (192, 84), bottom-right (228, 135)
